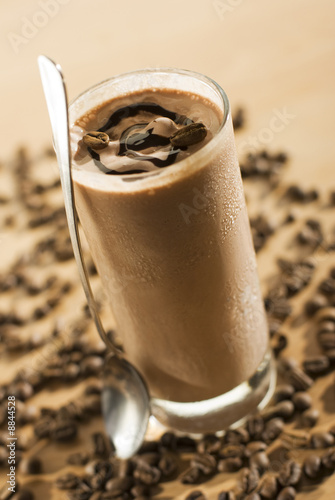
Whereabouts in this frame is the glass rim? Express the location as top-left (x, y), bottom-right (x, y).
top-left (69, 67), bottom-right (230, 182)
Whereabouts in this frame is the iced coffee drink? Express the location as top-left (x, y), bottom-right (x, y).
top-left (69, 69), bottom-right (275, 433)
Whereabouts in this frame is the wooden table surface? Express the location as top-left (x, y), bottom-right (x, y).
top-left (0, 1), bottom-right (335, 499)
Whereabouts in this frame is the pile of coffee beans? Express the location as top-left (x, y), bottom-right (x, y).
top-left (0, 123), bottom-right (335, 499)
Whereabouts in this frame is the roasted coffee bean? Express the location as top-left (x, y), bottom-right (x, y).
top-left (10, 381), bottom-right (34, 401)
top-left (224, 428), bottom-right (250, 445)
top-left (329, 424), bottom-right (335, 436)
top-left (303, 356), bottom-right (330, 375)
top-left (67, 452), bottom-right (90, 466)
top-left (159, 431), bottom-right (177, 451)
top-left (319, 278), bottom-right (335, 295)
top-left (197, 434), bottom-right (221, 454)
top-left (273, 384), bottom-right (295, 403)
top-left (325, 348), bottom-right (335, 362)
top-left (303, 454), bottom-right (321, 478)
top-left (133, 464), bottom-right (161, 485)
top-left (185, 490), bottom-right (207, 500)
top-left (191, 453), bottom-right (217, 475)
top-left (19, 456), bottom-right (42, 474)
top-left (158, 452), bottom-right (177, 477)
top-left (258, 475), bottom-right (278, 499)
top-left (283, 274), bottom-right (309, 296)
top-left (217, 457), bottom-right (243, 473)
top-left (51, 419), bottom-right (78, 442)
top-left (67, 488), bottom-right (92, 500)
top-left (288, 367), bottom-right (314, 391)
top-left (56, 472), bottom-right (81, 490)
top-left (44, 366), bottom-right (63, 379)
top-left (300, 408), bottom-right (320, 427)
top-left (3, 331), bottom-right (27, 351)
top-left (318, 331), bottom-right (335, 350)
top-left (70, 351), bottom-right (84, 364)
top-left (219, 444), bottom-right (245, 459)
top-left (59, 402), bottom-right (84, 421)
top-left (85, 384), bottom-right (102, 396)
top-left (321, 448), bottom-right (335, 469)
top-left (305, 294), bottom-right (329, 316)
top-left (217, 491), bottom-right (236, 500)
top-left (89, 472), bottom-right (108, 490)
top-left (244, 494), bottom-right (261, 500)
top-left (91, 460), bottom-right (113, 480)
top-left (305, 219), bottom-right (322, 231)
top-left (297, 225), bottom-right (321, 246)
top-left (180, 466), bottom-right (201, 484)
top-left (80, 356), bottom-right (104, 375)
top-left (82, 395), bottom-right (101, 415)
top-left (130, 484), bottom-right (151, 498)
top-left (262, 400), bottom-right (295, 420)
top-left (262, 418), bottom-right (284, 442)
top-left (16, 403), bottom-right (38, 426)
top-left (176, 435), bottom-right (197, 452)
top-left (249, 451), bottom-right (269, 473)
top-left (306, 189), bottom-right (319, 201)
top-left (317, 320), bottom-right (335, 334)
top-left (292, 391), bottom-right (312, 411)
top-left (92, 432), bottom-right (110, 459)
top-left (40, 407), bottom-right (57, 418)
top-left (170, 122), bottom-right (207, 148)
top-left (100, 493), bottom-right (125, 500)
top-left (105, 477), bottom-right (134, 494)
top-left (285, 185), bottom-right (306, 202)
top-left (33, 303), bottom-right (51, 319)
top-left (268, 318), bottom-right (282, 336)
top-left (278, 460), bottom-right (302, 487)
top-left (267, 297), bottom-right (292, 319)
top-left (11, 490), bottom-right (34, 500)
top-left (277, 486), bottom-right (296, 500)
top-left (62, 363), bottom-right (81, 381)
top-left (244, 441), bottom-right (267, 457)
top-left (87, 493), bottom-right (101, 500)
top-left (279, 358), bottom-right (298, 371)
top-left (134, 452), bottom-right (161, 468)
top-left (310, 431), bottom-right (335, 449)
top-left (232, 107), bottom-right (245, 130)
top-left (239, 466), bottom-right (259, 494)
top-left (138, 440), bottom-right (160, 454)
top-left (246, 416), bottom-right (264, 440)
top-left (34, 417), bottom-right (54, 439)
top-left (271, 332), bottom-right (288, 356)
top-left (281, 430), bottom-right (310, 448)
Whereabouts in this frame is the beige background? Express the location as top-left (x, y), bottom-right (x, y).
top-left (1, 0), bottom-right (334, 187)
top-left (1, 1), bottom-right (335, 499)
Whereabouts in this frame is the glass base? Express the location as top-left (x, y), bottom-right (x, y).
top-left (150, 349), bottom-right (276, 435)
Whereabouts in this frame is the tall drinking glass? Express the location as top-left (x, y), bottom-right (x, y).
top-left (69, 69), bottom-right (275, 433)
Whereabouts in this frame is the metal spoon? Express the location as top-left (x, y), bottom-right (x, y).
top-left (38, 55), bottom-right (150, 459)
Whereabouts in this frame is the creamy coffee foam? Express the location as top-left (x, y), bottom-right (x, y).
top-left (71, 90), bottom-right (221, 175)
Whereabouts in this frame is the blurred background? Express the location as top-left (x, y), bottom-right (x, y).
top-left (1, 0), bottom-right (334, 186)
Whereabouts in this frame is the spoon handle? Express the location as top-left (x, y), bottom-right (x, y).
top-left (38, 55), bottom-right (116, 353)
